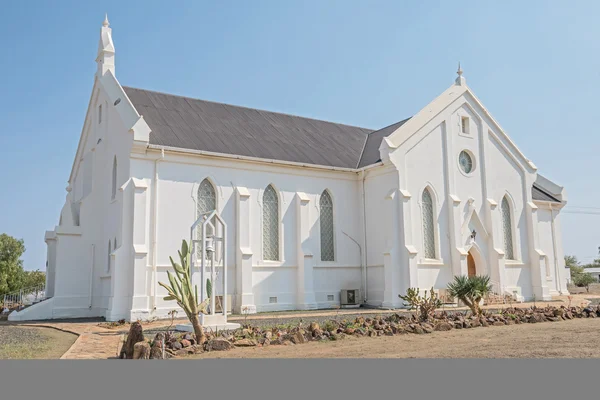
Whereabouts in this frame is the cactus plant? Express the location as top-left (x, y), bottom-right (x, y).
top-left (158, 240), bottom-right (209, 344)
top-left (398, 287), bottom-right (442, 321)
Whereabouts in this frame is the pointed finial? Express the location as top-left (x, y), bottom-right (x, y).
top-left (103, 13), bottom-right (110, 28)
top-left (455, 62), bottom-right (466, 86)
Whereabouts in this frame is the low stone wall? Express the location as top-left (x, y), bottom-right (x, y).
top-left (124, 305), bottom-right (600, 358)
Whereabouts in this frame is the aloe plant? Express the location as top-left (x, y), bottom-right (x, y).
top-left (447, 275), bottom-right (492, 316)
top-left (158, 240), bottom-right (208, 344)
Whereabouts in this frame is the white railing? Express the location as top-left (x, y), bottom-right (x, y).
top-left (2, 284), bottom-right (47, 312)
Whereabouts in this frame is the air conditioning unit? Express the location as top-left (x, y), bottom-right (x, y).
top-left (340, 289), bottom-right (361, 307)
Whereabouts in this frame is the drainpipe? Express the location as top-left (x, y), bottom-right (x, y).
top-left (88, 244), bottom-right (95, 309)
top-left (151, 147), bottom-right (165, 312)
top-left (360, 169), bottom-right (368, 303)
top-left (550, 204), bottom-right (561, 294)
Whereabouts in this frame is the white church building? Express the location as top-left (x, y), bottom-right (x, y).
top-left (11, 17), bottom-right (569, 321)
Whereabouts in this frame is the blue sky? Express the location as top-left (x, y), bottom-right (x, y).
top-left (1, 1), bottom-right (599, 270)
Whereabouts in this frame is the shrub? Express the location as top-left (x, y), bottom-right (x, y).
top-left (447, 275), bottom-right (492, 315)
top-left (398, 287), bottom-right (442, 321)
top-left (572, 272), bottom-right (596, 293)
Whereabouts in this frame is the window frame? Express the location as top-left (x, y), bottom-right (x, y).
top-left (319, 189), bottom-right (335, 262)
top-left (420, 187), bottom-right (437, 260)
top-left (501, 195), bottom-right (516, 261)
top-left (261, 184), bottom-right (281, 263)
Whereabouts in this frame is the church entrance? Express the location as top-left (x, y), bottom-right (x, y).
top-left (467, 252), bottom-right (476, 277)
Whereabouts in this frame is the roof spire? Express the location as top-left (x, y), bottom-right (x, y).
top-left (97, 14), bottom-right (115, 76)
top-left (455, 62), bottom-right (466, 86)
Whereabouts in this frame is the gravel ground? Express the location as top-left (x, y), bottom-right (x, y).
top-left (192, 317), bottom-right (600, 359)
top-left (0, 325), bottom-right (77, 359)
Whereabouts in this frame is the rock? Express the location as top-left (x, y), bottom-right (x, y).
top-left (421, 323), bottom-right (434, 334)
top-left (120, 321), bottom-right (145, 359)
top-left (344, 327), bottom-right (355, 335)
top-left (454, 322), bottom-right (463, 329)
top-left (505, 319), bottom-right (515, 325)
top-left (412, 325), bottom-right (425, 334)
top-left (181, 339), bottom-right (191, 348)
top-left (171, 341), bottom-right (183, 350)
top-left (258, 338), bottom-right (271, 346)
top-left (150, 332), bottom-right (166, 359)
top-left (309, 322), bottom-right (320, 333)
top-left (235, 338), bottom-right (258, 347)
top-left (133, 341), bottom-right (150, 359)
top-left (290, 331), bottom-right (306, 344)
top-left (434, 321), bottom-right (453, 331)
top-left (480, 318), bottom-right (489, 327)
top-left (282, 340), bottom-right (294, 346)
top-left (207, 338), bottom-right (233, 351)
top-left (492, 321), bottom-right (505, 326)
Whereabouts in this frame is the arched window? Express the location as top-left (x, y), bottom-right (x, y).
top-left (197, 179), bottom-right (216, 216)
top-left (107, 240), bottom-right (112, 272)
top-left (196, 179), bottom-right (217, 258)
top-left (501, 196), bottom-right (515, 260)
top-left (111, 156), bottom-right (117, 200)
top-left (421, 189), bottom-right (436, 259)
top-left (262, 185), bottom-right (279, 261)
top-left (320, 190), bottom-right (334, 261)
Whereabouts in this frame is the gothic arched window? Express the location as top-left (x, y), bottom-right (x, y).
top-left (501, 196), bottom-right (515, 260)
top-left (197, 179), bottom-right (216, 217)
top-left (263, 185), bottom-right (279, 261)
top-left (320, 190), bottom-right (334, 261)
top-left (422, 188), bottom-right (436, 259)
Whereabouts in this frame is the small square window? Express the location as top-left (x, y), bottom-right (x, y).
top-left (461, 116), bottom-right (470, 134)
top-left (269, 296), bottom-right (278, 304)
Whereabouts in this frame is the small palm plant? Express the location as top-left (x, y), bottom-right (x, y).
top-left (447, 275), bottom-right (492, 316)
top-left (159, 240), bottom-right (209, 344)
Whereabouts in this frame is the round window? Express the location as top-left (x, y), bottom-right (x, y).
top-left (459, 151), bottom-right (473, 174)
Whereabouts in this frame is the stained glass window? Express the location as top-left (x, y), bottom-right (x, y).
top-left (501, 196), bottom-right (515, 260)
top-left (196, 179), bottom-right (216, 259)
top-left (422, 189), bottom-right (436, 259)
top-left (320, 190), bottom-right (334, 261)
top-left (459, 151), bottom-right (473, 174)
top-left (263, 185), bottom-right (279, 261)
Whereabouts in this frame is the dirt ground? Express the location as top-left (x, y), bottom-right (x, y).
top-left (190, 318), bottom-right (600, 359)
top-left (0, 326), bottom-right (77, 359)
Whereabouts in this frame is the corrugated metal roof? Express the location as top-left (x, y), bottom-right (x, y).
top-left (532, 183), bottom-right (561, 203)
top-left (357, 118), bottom-right (411, 168)
top-left (124, 87), bottom-right (381, 168)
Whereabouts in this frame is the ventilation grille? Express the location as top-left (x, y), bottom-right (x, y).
top-left (269, 296), bottom-right (278, 304)
top-left (327, 294), bottom-right (334, 301)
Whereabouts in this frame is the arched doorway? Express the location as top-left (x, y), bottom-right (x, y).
top-left (467, 252), bottom-right (476, 277)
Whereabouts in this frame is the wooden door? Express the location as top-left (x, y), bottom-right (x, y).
top-left (467, 252), bottom-right (476, 277)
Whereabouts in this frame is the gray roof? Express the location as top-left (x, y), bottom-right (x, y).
top-left (123, 87), bottom-right (392, 169)
top-left (357, 118), bottom-right (411, 168)
top-left (123, 87), bottom-right (561, 203)
top-left (532, 183), bottom-right (561, 203)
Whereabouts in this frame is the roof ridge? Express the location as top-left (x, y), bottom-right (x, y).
top-left (122, 86), bottom-right (374, 132)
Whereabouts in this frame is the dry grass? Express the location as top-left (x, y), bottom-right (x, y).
top-left (0, 326), bottom-right (77, 359)
top-left (190, 318), bottom-right (600, 359)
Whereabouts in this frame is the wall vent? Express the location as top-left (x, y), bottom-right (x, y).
top-left (269, 296), bottom-right (278, 304)
top-left (327, 294), bottom-right (334, 301)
